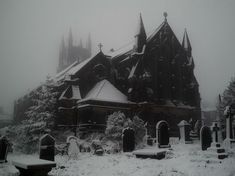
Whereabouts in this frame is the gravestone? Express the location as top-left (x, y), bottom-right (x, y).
top-left (178, 120), bottom-right (192, 144)
top-left (156, 121), bottom-right (170, 148)
top-left (0, 136), bottom-right (9, 163)
top-left (67, 136), bottom-right (79, 159)
top-left (206, 122), bottom-right (228, 159)
top-left (200, 126), bottom-right (212, 151)
top-left (39, 134), bottom-right (55, 161)
top-left (123, 128), bottom-right (135, 152)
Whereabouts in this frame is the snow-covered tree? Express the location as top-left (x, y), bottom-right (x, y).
top-left (105, 111), bottom-right (127, 141)
top-left (217, 77), bottom-right (235, 138)
top-left (7, 77), bottom-right (59, 153)
top-left (218, 77), bottom-right (235, 118)
top-left (221, 77), bottom-right (235, 107)
top-left (105, 111), bottom-right (145, 145)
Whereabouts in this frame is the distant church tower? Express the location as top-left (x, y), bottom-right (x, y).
top-left (57, 30), bottom-right (92, 73)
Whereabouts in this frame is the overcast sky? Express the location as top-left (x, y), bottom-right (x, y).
top-left (1, 0), bottom-right (235, 113)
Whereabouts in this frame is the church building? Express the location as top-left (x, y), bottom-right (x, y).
top-left (14, 13), bottom-right (201, 138)
top-left (55, 13), bottom-right (201, 137)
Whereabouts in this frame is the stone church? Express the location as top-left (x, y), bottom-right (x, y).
top-left (55, 13), bottom-right (201, 137)
top-left (14, 13), bottom-right (201, 138)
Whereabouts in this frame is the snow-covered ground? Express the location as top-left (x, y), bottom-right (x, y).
top-left (5, 142), bottom-right (235, 176)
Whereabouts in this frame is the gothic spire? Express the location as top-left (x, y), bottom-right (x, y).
top-left (80, 39), bottom-right (83, 48)
top-left (87, 33), bottom-right (92, 56)
top-left (134, 13), bottom-right (147, 53)
top-left (182, 29), bottom-right (192, 57)
top-left (68, 28), bottom-right (73, 48)
top-left (61, 36), bottom-right (65, 50)
top-left (58, 36), bottom-right (66, 73)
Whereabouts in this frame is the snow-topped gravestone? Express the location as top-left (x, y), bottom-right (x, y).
top-left (156, 121), bottom-right (170, 148)
top-left (122, 128), bottom-right (135, 152)
top-left (200, 126), bottom-right (212, 151)
top-left (67, 136), bottom-right (79, 160)
top-left (39, 134), bottom-right (55, 161)
top-left (178, 120), bottom-right (192, 144)
top-left (0, 136), bottom-right (9, 163)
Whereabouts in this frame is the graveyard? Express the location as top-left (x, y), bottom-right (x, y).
top-left (2, 108), bottom-right (235, 176)
top-left (1, 1), bottom-right (235, 175)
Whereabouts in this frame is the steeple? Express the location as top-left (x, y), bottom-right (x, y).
top-left (80, 39), bottom-right (83, 48)
top-left (87, 33), bottom-right (92, 56)
top-left (182, 29), bottom-right (192, 57)
top-left (134, 13), bottom-right (147, 53)
top-left (60, 36), bottom-right (65, 50)
top-left (68, 28), bottom-right (73, 48)
top-left (58, 36), bottom-right (66, 73)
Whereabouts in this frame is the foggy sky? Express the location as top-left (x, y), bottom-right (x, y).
top-left (1, 0), bottom-right (235, 113)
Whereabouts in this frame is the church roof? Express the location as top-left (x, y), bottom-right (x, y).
top-left (78, 79), bottom-right (129, 103)
top-left (55, 61), bottom-right (79, 81)
top-left (67, 52), bottom-right (104, 76)
top-left (109, 17), bottom-right (181, 64)
top-left (147, 21), bottom-right (165, 42)
top-left (107, 42), bottom-right (133, 59)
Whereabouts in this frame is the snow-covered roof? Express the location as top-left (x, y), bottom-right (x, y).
top-left (67, 52), bottom-right (100, 76)
top-left (55, 61), bottom-right (79, 81)
top-left (106, 42), bottom-right (134, 59)
top-left (79, 79), bottom-right (128, 103)
top-left (147, 21), bottom-right (165, 42)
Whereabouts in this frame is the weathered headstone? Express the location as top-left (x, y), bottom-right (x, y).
top-left (156, 120), bottom-right (170, 148)
top-left (0, 136), bottom-right (9, 163)
top-left (67, 136), bottom-right (79, 159)
top-left (39, 134), bottom-right (55, 161)
top-left (122, 128), bottom-right (135, 152)
top-left (178, 120), bottom-right (192, 144)
top-left (200, 126), bottom-right (212, 151)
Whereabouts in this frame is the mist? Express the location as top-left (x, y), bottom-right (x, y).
top-left (0, 0), bottom-right (235, 113)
